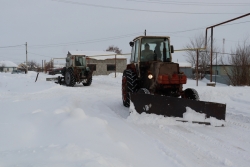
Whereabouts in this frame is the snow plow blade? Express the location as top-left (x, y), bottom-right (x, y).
top-left (130, 93), bottom-right (226, 125)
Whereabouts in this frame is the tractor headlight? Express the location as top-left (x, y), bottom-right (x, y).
top-left (148, 74), bottom-right (153, 79)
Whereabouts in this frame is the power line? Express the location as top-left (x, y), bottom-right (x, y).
top-left (51, 0), bottom-right (245, 15)
top-left (26, 20), bottom-right (250, 48)
top-left (126, 0), bottom-right (250, 6)
top-left (221, 20), bottom-right (250, 26)
top-left (18, 19), bottom-right (250, 49)
top-left (29, 32), bottom-right (142, 48)
top-left (0, 55), bottom-right (26, 62)
top-left (148, 20), bottom-right (250, 34)
top-left (0, 44), bottom-right (25, 49)
top-left (28, 52), bottom-right (53, 58)
top-left (1, 20), bottom-right (249, 50)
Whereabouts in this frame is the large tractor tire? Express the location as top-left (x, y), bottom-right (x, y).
top-left (122, 69), bottom-right (137, 107)
top-left (65, 69), bottom-right (75, 87)
top-left (183, 88), bottom-right (200, 101)
top-left (83, 76), bottom-right (92, 86)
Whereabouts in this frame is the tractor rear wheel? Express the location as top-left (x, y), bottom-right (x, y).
top-left (183, 88), bottom-right (200, 101)
top-left (122, 69), bottom-right (137, 107)
top-left (65, 69), bottom-right (75, 87)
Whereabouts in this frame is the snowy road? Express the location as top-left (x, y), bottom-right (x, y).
top-left (0, 72), bottom-right (250, 167)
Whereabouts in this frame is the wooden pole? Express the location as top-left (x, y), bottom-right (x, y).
top-left (196, 49), bottom-right (199, 86)
top-left (115, 54), bottom-right (117, 78)
top-left (26, 42), bottom-right (28, 74)
top-left (210, 28), bottom-right (213, 82)
top-left (44, 60), bottom-right (46, 73)
top-left (215, 52), bottom-right (217, 85)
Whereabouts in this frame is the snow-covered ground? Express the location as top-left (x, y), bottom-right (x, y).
top-left (0, 72), bottom-right (250, 167)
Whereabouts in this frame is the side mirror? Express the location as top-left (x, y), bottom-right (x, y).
top-left (171, 45), bottom-right (174, 53)
top-left (129, 41), bottom-right (134, 47)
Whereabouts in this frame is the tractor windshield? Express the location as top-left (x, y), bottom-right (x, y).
top-left (75, 56), bottom-right (85, 66)
top-left (140, 38), bottom-right (171, 62)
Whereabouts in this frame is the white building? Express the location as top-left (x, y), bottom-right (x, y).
top-left (0, 61), bottom-right (18, 72)
top-left (68, 51), bottom-right (127, 75)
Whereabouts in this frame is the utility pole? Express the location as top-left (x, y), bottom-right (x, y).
top-left (25, 42), bottom-right (28, 74)
top-left (196, 50), bottom-right (199, 86)
top-left (44, 60), bottom-right (46, 73)
top-left (115, 54), bottom-right (117, 78)
top-left (42, 60), bottom-right (43, 73)
top-left (210, 28), bottom-right (213, 82)
top-left (215, 52), bottom-right (218, 84)
top-left (223, 38), bottom-right (225, 55)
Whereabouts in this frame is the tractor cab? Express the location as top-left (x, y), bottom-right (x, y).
top-left (75, 56), bottom-right (86, 67)
top-left (66, 55), bottom-right (87, 68)
top-left (128, 36), bottom-right (176, 82)
top-left (129, 36), bottom-right (174, 64)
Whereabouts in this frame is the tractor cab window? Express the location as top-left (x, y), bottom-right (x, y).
top-left (75, 56), bottom-right (85, 66)
top-left (131, 40), bottom-right (140, 63)
top-left (140, 38), bottom-right (171, 62)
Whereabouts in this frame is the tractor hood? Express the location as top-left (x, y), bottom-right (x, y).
top-left (147, 62), bottom-right (186, 85)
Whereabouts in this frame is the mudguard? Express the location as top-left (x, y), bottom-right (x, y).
top-left (130, 93), bottom-right (226, 125)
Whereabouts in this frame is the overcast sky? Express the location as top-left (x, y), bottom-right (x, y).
top-left (0, 0), bottom-right (249, 65)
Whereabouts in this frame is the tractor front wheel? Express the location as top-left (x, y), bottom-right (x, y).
top-left (65, 69), bottom-right (75, 87)
top-left (182, 88), bottom-right (200, 101)
top-left (122, 70), bottom-right (137, 107)
top-left (83, 75), bottom-right (92, 86)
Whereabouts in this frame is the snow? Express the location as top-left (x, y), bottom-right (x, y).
top-left (178, 62), bottom-right (192, 67)
top-left (0, 60), bottom-right (18, 67)
top-left (0, 72), bottom-right (250, 167)
top-left (53, 64), bottom-right (65, 68)
top-left (183, 107), bottom-right (226, 127)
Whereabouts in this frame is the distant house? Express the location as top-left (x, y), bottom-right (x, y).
top-left (0, 61), bottom-right (18, 72)
top-left (68, 51), bottom-right (127, 75)
top-left (179, 62), bottom-right (192, 78)
top-left (201, 60), bottom-right (233, 85)
top-left (205, 65), bottom-right (232, 85)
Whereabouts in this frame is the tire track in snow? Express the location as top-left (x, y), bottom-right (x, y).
top-left (130, 122), bottom-right (226, 167)
top-left (226, 113), bottom-right (250, 126)
top-left (162, 126), bottom-right (228, 166)
top-left (181, 126), bottom-right (244, 155)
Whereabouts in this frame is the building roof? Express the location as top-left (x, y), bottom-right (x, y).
top-left (68, 51), bottom-right (127, 60)
top-left (0, 60), bottom-right (18, 67)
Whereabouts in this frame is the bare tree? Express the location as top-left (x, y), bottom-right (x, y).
top-left (221, 40), bottom-right (250, 86)
top-left (44, 60), bottom-right (54, 73)
top-left (185, 33), bottom-right (218, 76)
top-left (26, 60), bottom-right (41, 71)
top-left (106, 45), bottom-right (122, 54)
